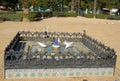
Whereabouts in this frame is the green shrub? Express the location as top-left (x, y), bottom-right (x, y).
top-left (0, 11), bottom-right (41, 22)
top-left (4, 14), bottom-right (23, 21)
top-left (96, 14), bottom-right (108, 19)
top-left (84, 13), bottom-right (94, 18)
top-left (107, 15), bottom-right (120, 20)
top-left (0, 11), bottom-right (14, 14)
top-left (26, 12), bottom-right (42, 21)
top-left (0, 16), bottom-right (6, 22)
top-left (16, 12), bottom-right (24, 18)
top-left (27, 12), bottom-right (37, 21)
top-left (0, 12), bottom-right (23, 21)
top-left (65, 12), bottom-right (77, 17)
top-left (53, 12), bottom-right (66, 17)
top-left (53, 12), bottom-right (77, 17)
top-left (84, 13), bottom-right (109, 19)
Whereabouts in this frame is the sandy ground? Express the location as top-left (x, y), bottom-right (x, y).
top-left (0, 17), bottom-right (120, 81)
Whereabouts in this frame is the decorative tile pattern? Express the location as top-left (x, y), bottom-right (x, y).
top-left (5, 68), bottom-right (114, 78)
top-left (16, 73), bottom-right (21, 77)
top-left (24, 73), bottom-right (28, 77)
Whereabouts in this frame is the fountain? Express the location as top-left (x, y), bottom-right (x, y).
top-left (4, 31), bottom-right (117, 78)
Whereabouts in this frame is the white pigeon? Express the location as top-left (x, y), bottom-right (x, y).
top-left (58, 38), bottom-right (60, 43)
top-left (37, 42), bottom-right (47, 48)
top-left (64, 41), bottom-right (73, 49)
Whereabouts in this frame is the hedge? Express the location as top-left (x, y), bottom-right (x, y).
top-left (107, 15), bottom-right (120, 20)
top-left (84, 13), bottom-right (109, 19)
top-left (53, 12), bottom-right (77, 17)
top-left (0, 12), bottom-right (23, 21)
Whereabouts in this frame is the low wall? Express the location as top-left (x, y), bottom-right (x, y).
top-left (5, 68), bottom-right (114, 79)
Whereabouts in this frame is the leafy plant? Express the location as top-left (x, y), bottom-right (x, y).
top-left (66, 12), bottom-right (77, 17)
top-left (84, 13), bottom-right (94, 18)
top-left (96, 14), bottom-right (109, 19)
top-left (84, 13), bottom-right (109, 19)
top-left (27, 12), bottom-right (37, 21)
top-left (107, 15), bottom-right (120, 20)
top-left (0, 13), bottom-right (23, 21)
top-left (53, 12), bottom-right (77, 17)
top-left (26, 12), bottom-right (43, 21)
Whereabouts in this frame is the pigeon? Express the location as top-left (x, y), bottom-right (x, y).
top-left (58, 38), bottom-right (60, 43)
top-left (64, 41), bottom-right (73, 49)
top-left (37, 42), bottom-right (47, 48)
